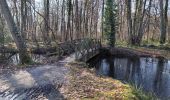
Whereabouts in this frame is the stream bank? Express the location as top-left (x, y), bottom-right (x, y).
top-left (63, 61), bottom-right (156, 100)
top-left (0, 47), bottom-right (164, 99)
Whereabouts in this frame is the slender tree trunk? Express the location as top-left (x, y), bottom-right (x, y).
top-left (13, 0), bottom-right (20, 27)
top-left (67, 0), bottom-right (72, 40)
top-left (101, 0), bottom-right (104, 40)
top-left (21, 0), bottom-right (27, 40)
top-left (147, 0), bottom-right (153, 43)
top-left (165, 0), bottom-right (168, 42)
top-left (75, 0), bottom-right (79, 39)
top-left (43, 0), bottom-right (51, 45)
top-left (61, 0), bottom-right (66, 41)
top-left (137, 0), bottom-right (147, 45)
top-left (126, 0), bottom-right (132, 44)
top-left (160, 0), bottom-right (167, 44)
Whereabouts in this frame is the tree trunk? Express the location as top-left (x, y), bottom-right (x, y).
top-left (101, 0), bottom-right (104, 41)
top-left (21, 0), bottom-right (27, 40)
top-left (67, 0), bottom-right (72, 40)
top-left (104, 0), bottom-right (116, 47)
top-left (137, 0), bottom-right (147, 45)
top-left (164, 0), bottom-right (168, 42)
top-left (160, 0), bottom-right (166, 44)
top-left (146, 0), bottom-right (153, 43)
top-left (43, 0), bottom-right (51, 45)
top-left (126, 0), bottom-right (132, 44)
top-left (0, 0), bottom-right (31, 64)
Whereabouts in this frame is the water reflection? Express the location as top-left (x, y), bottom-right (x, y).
top-left (89, 56), bottom-right (170, 98)
top-left (8, 54), bottom-right (45, 65)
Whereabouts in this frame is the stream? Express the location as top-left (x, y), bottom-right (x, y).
top-left (88, 54), bottom-right (170, 99)
top-left (0, 53), bottom-right (46, 65)
top-left (1, 51), bottom-right (170, 99)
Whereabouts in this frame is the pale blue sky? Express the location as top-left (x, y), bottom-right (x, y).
top-left (35, 0), bottom-right (41, 3)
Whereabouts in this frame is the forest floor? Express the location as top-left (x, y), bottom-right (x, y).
top-left (0, 47), bottom-right (160, 100)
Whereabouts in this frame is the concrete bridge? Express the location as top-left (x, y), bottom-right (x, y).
top-left (48, 38), bottom-right (101, 59)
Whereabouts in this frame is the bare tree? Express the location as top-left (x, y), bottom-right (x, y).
top-left (160, 0), bottom-right (168, 44)
top-left (0, 0), bottom-right (31, 64)
top-left (21, 0), bottom-right (27, 39)
top-left (43, 0), bottom-right (51, 45)
top-left (126, 0), bottom-right (132, 44)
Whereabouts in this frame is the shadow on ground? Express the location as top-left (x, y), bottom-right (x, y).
top-left (0, 60), bottom-right (70, 100)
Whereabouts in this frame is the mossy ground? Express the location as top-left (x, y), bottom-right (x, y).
top-left (129, 46), bottom-right (170, 59)
top-left (63, 61), bottom-right (157, 100)
top-left (116, 40), bottom-right (170, 59)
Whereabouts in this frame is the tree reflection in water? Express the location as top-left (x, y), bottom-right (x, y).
top-left (89, 55), bottom-right (170, 99)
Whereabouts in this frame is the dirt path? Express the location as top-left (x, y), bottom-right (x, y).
top-left (0, 54), bottom-right (76, 100)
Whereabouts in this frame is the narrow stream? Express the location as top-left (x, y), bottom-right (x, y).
top-left (88, 54), bottom-right (170, 99)
top-left (1, 53), bottom-right (46, 65)
top-left (10, 54), bottom-right (45, 65)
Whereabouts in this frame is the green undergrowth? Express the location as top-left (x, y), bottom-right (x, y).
top-left (129, 83), bottom-right (158, 100)
top-left (64, 61), bottom-right (157, 100)
top-left (129, 46), bottom-right (170, 59)
top-left (115, 39), bottom-right (170, 48)
top-left (116, 40), bottom-right (170, 59)
top-left (116, 40), bottom-right (129, 47)
top-left (142, 39), bottom-right (160, 46)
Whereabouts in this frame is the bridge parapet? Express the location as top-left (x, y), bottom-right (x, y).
top-left (51, 38), bottom-right (102, 59)
top-left (74, 38), bottom-right (102, 61)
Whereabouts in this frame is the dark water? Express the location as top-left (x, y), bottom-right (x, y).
top-left (11, 54), bottom-right (45, 65)
top-left (88, 55), bottom-right (170, 99)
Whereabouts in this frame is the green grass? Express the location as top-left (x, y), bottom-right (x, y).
top-left (116, 39), bottom-right (170, 48)
top-left (142, 39), bottom-right (160, 46)
top-left (130, 83), bottom-right (158, 100)
top-left (116, 40), bottom-right (129, 47)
